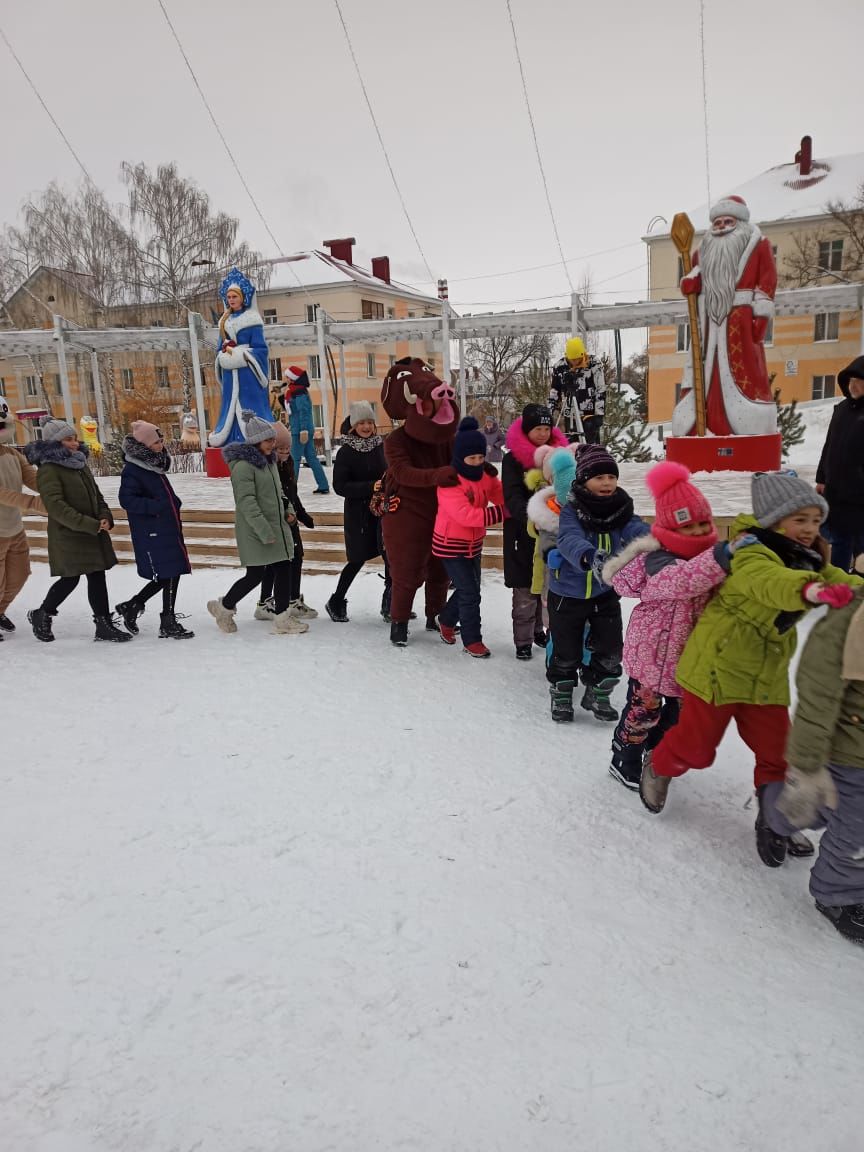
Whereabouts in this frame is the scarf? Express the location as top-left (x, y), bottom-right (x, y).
top-left (568, 483), bottom-right (634, 532)
top-left (651, 522), bottom-right (719, 560)
top-left (122, 435), bottom-right (171, 474)
top-left (342, 432), bottom-right (383, 454)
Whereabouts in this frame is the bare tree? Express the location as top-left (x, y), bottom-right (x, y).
top-left (464, 334), bottom-right (554, 419)
top-left (781, 182), bottom-right (864, 287)
top-left (0, 225), bottom-right (41, 302)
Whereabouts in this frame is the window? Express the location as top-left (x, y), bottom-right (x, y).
top-left (122, 368), bottom-right (134, 391)
top-left (153, 320), bottom-right (165, 328)
top-left (305, 304), bottom-right (319, 324)
top-left (361, 299), bottom-right (384, 320)
top-left (366, 352), bottom-right (376, 378)
top-left (312, 404), bottom-right (324, 429)
top-left (818, 239), bottom-right (843, 272)
top-left (674, 382), bottom-right (683, 405)
top-left (155, 365), bottom-right (170, 389)
top-left (812, 374), bottom-right (837, 400)
top-left (263, 308), bottom-right (278, 326)
top-left (763, 316), bottom-right (774, 346)
top-left (82, 370), bottom-right (96, 407)
top-left (771, 244), bottom-right (779, 261)
top-left (407, 311), bottom-right (416, 319)
top-left (307, 354), bottom-right (320, 379)
top-left (269, 357), bottom-right (282, 382)
top-left (676, 322), bottom-right (691, 353)
top-left (814, 312), bottom-right (840, 342)
top-left (25, 375), bottom-right (39, 398)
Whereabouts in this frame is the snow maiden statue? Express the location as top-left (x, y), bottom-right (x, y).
top-left (208, 269), bottom-right (272, 448)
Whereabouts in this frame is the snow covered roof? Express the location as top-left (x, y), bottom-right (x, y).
top-left (261, 250), bottom-right (440, 305)
top-left (646, 147), bottom-right (864, 238)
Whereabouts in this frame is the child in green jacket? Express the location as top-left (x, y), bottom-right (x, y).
top-left (763, 561), bottom-right (864, 944)
top-left (640, 471), bottom-right (861, 869)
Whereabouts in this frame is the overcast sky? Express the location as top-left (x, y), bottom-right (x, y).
top-left (2, 0), bottom-right (861, 331)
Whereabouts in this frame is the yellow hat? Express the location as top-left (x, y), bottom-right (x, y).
top-left (566, 336), bottom-right (586, 361)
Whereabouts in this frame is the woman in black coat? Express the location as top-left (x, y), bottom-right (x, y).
top-left (325, 402), bottom-right (387, 622)
top-left (816, 356), bottom-right (864, 572)
top-left (116, 422), bottom-right (193, 638)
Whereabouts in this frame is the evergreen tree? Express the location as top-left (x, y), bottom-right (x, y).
top-left (599, 355), bottom-right (655, 462)
top-left (774, 388), bottom-right (805, 459)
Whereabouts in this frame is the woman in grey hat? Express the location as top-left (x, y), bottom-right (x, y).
top-left (207, 411), bottom-right (308, 635)
top-left (25, 417), bottom-right (131, 643)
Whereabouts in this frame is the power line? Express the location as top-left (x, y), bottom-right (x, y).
top-left (504, 0), bottom-right (574, 295)
top-left (409, 241), bottom-right (644, 287)
top-left (332, 0), bottom-right (436, 285)
top-left (699, 0), bottom-right (712, 205)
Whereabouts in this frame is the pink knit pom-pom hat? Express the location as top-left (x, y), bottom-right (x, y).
top-left (646, 460), bottom-right (713, 530)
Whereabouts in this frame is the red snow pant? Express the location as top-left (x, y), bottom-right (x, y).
top-left (651, 690), bottom-right (789, 789)
top-left (382, 516), bottom-right (449, 624)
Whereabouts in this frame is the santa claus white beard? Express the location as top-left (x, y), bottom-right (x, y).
top-left (700, 223), bottom-right (753, 325)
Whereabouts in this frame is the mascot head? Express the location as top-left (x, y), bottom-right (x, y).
top-left (0, 390), bottom-right (12, 445)
top-left (381, 357), bottom-right (459, 444)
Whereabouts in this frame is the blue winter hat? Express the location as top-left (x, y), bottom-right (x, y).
top-left (549, 448), bottom-right (577, 505)
top-left (453, 416), bottom-right (486, 464)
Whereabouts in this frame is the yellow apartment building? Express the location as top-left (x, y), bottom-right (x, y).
top-left (0, 238), bottom-right (442, 443)
top-left (644, 139), bottom-right (864, 424)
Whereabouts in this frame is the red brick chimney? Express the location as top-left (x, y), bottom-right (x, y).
top-left (371, 256), bottom-right (391, 284)
top-left (323, 237), bottom-right (356, 264)
top-left (794, 135), bottom-right (813, 176)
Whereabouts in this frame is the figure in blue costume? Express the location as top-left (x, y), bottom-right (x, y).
top-left (208, 269), bottom-right (273, 448)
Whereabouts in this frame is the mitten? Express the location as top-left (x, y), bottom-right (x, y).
top-left (680, 272), bottom-right (700, 296)
top-left (299, 430), bottom-right (309, 445)
top-left (776, 764), bottom-right (838, 828)
top-left (483, 461), bottom-right (498, 478)
top-left (590, 549), bottom-right (610, 584)
top-left (802, 582), bottom-right (855, 609)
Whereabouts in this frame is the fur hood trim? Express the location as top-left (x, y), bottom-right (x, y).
top-left (527, 484), bottom-right (562, 533)
top-left (223, 308), bottom-right (264, 338)
top-left (601, 533), bottom-right (660, 584)
top-left (23, 440), bottom-right (90, 468)
top-left (122, 435), bottom-right (171, 474)
top-left (505, 419), bottom-right (568, 471)
top-left (223, 442), bottom-right (273, 469)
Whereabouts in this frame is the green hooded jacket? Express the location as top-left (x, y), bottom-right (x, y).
top-left (787, 588), bottom-right (864, 773)
top-left (675, 513), bottom-right (861, 706)
top-left (225, 444), bottom-right (294, 569)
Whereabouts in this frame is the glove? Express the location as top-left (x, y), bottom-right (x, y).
top-left (802, 582), bottom-right (855, 608)
top-left (483, 461), bottom-right (499, 477)
top-left (776, 764), bottom-right (838, 828)
top-left (680, 272), bottom-right (700, 296)
top-left (547, 547), bottom-right (562, 571)
top-left (590, 549), bottom-right (610, 584)
top-left (299, 430), bottom-right (309, 445)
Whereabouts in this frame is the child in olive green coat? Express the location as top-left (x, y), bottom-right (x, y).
top-left (207, 411), bottom-right (306, 637)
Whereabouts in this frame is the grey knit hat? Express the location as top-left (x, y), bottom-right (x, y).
top-left (349, 401), bottom-right (376, 428)
top-left (751, 470), bottom-right (828, 528)
top-left (40, 416), bottom-right (77, 442)
top-left (241, 410), bottom-right (275, 445)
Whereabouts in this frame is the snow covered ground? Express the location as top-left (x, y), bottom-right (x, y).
top-left (3, 562), bottom-right (861, 1151)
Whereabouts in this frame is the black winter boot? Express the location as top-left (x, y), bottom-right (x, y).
top-left (549, 680), bottom-right (575, 722)
top-left (28, 607), bottom-right (55, 643)
top-left (115, 599), bottom-right (144, 635)
top-left (159, 611), bottom-right (194, 639)
top-left (609, 738), bottom-right (643, 791)
top-left (380, 588), bottom-right (392, 622)
top-left (816, 902), bottom-right (864, 944)
top-left (0, 612), bottom-right (15, 632)
top-left (515, 645), bottom-right (533, 660)
top-left (580, 678), bottom-right (619, 722)
top-left (390, 621), bottom-right (409, 647)
top-left (325, 596), bottom-right (349, 623)
top-left (93, 614), bottom-right (133, 643)
top-left (534, 629), bottom-right (548, 649)
top-left (755, 786), bottom-right (787, 868)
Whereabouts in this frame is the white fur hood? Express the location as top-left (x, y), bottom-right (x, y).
top-left (527, 484), bottom-right (561, 533)
top-left (601, 533), bottom-right (660, 584)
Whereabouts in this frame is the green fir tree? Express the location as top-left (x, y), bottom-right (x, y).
top-left (773, 387), bottom-right (806, 460)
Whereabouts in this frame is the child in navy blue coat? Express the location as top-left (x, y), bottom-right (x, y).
top-left (116, 421), bottom-right (193, 638)
top-left (545, 444), bottom-right (648, 722)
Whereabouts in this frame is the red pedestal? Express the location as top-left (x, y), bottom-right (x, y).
top-left (665, 433), bottom-right (782, 474)
top-left (205, 446), bottom-right (230, 478)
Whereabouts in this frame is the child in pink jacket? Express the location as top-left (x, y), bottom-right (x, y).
top-left (601, 461), bottom-right (752, 790)
top-left (433, 417), bottom-right (505, 658)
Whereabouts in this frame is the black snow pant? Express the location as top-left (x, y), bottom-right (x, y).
top-left (546, 589), bottom-right (622, 686)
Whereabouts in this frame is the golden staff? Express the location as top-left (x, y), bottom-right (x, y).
top-left (671, 213), bottom-right (707, 437)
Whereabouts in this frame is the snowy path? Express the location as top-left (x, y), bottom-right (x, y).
top-left (2, 565), bottom-right (859, 1152)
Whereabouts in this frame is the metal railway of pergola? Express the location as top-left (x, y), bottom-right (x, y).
top-left (0, 283), bottom-right (861, 458)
